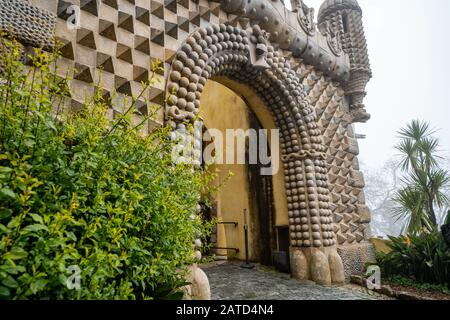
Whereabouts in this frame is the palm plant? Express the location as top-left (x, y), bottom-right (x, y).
top-left (442, 210), bottom-right (450, 247)
top-left (392, 120), bottom-right (450, 234)
top-left (376, 231), bottom-right (450, 285)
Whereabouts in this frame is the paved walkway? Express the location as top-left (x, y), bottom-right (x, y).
top-left (203, 262), bottom-right (389, 300)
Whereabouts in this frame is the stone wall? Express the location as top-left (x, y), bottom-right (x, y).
top-left (1, 0), bottom-right (374, 283)
top-left (0, 0), bottom-right (56, 48)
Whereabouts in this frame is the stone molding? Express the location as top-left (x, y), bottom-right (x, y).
top-left (220, 0), bottom-right (350, 81)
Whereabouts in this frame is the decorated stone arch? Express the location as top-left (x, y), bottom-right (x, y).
top-left (1, 0), bottom-right (374, 287)
top-left (165, 23), bottom-right (345, 284)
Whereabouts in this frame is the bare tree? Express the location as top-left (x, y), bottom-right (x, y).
top-left (361, 159), bottom-right (403, 237)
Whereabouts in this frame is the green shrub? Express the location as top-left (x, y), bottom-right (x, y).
top-left (376, 231), bottom-right (450, 286)
top-left (386, 275), bottom-right (450, 295)
top-left (0, 37), bottom-right (214, 299)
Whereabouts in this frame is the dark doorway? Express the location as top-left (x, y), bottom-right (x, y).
top-left (274, 227), bottom-right (291, 273)
top-left (198, 197), bottom-right (217, 256)
top-left (247, 110), bottom-right (276, 266)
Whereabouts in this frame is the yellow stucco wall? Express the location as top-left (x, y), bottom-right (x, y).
top-left (199, 79), bottom-right (289, 261)
top-left (370, 238), bottom-right (393, 254)
top-left (214, 77), bottom-right (289, 229)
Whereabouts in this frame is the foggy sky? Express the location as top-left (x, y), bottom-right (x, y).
top-left (297, 0), bottom-right (450, 169)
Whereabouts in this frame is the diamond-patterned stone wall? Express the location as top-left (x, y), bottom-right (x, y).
top-left (0, 0), bottom-right (56, 48)
top-left (282, 57), bottom-right (371, 248)
top-left (48, 0), bottom-right (262, 133)
top-left (1, 0), bottom-right (374, 279)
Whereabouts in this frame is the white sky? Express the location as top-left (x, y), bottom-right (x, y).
top-left (292, 0), bottom-right (450, 169)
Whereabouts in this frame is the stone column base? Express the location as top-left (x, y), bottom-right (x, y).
top-left (290, 247), bottom-right (346, 286)
top-left (337, 242), bottom-right (376, 281)
top-left (183, 264), bottom-right (211, 300)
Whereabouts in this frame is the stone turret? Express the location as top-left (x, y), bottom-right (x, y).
top-left (318, 0), bottom-right (371, 123)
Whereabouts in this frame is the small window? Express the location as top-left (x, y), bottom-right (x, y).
top-left (347, 94), bottom-right (354, 107)
top-left (342, 13), bottom-right (349, 33)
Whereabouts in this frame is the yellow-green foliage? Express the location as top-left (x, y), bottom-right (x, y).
top-left (376, 232), bottom-right (450, 287)
top-left (0, 37), bottom-right (214, 299)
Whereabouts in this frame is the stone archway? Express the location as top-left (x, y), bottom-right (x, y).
top-left (165, 24), bottom-right (345, 285)
top-left (198, 79), bottom-right (286, 266)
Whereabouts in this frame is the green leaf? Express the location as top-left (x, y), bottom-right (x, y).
top-left (7, 217), bottom-right (20, 229)
top-left (0, 224), bottom-right (10, 235)
top-left (2, 275), bottom-right (19, 288)
top-left (0, 188), bottom-right (16, 200)
top-left (0, 263), bottom-right (26, 275)
top-left (45, 120), bottom-right (57, 132)
top-left (445, 210), bottom-right (450, 225)
top-left (30, 214), bottom-right (44, 225)
top-left (0, 208), bottom-right (13, 220)
top-left (23, 139), bottom-right (35, 148)
top-left (0, 167), bottom-right (13, 174)
top-left (4, 247), bottom-right (28, 260)
top-left (65, 231), bottom-right (77, 242)
top-left (0, 286), bottom-right (11, 298)
top-left (30, 279), bottom-right (48, 294)
top-left (22, 224), bottom-right (49, 233)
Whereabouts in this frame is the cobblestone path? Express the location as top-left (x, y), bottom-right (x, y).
top-left (203, 262), bottom-right (389, 300)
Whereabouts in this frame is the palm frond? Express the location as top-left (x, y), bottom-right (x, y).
top-left (395, 138), bottom-right (417, 171)
top-left (392, 120), bottom-right (450, 233)
top-left (391, 185), bottom-right (430, 234)
top-left (444, 209), bottom-right (450, 225)
top-left (397, 120), bottom-right (435, 141)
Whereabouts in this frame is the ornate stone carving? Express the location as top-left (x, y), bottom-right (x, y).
top-left (294, 0), bottom-right (316, 36)
top-left (249, 25), bottom-right (270, 70)
top-left (350, 107), bottom-right (371, 123)
top-left (318, 0), bottom-right (372, 124)
top-left (323, 20), bottom-right (343, 57)
top-left (220, 0), bottom-right (350, 81)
